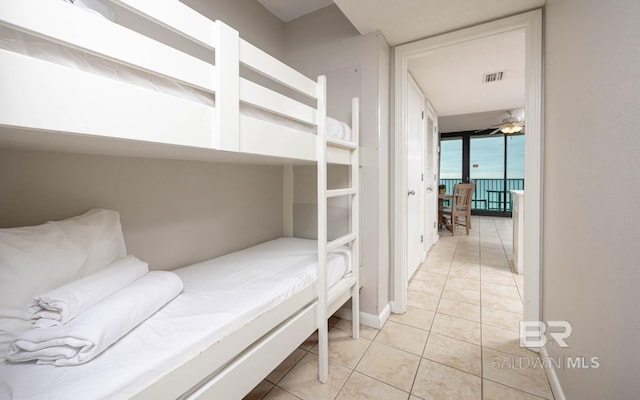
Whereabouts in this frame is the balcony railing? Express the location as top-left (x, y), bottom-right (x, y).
top-left (440, 178), bottom-right (524, 212)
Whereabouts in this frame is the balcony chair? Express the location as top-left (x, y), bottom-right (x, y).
top-left (440, 182), bottom-right (475, 235)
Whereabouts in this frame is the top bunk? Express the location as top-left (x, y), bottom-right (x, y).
top-left (0, 0), bottom-right (359, 166)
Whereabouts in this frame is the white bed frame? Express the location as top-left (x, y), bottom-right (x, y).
top-left (0, 0), bottom-right (360, 398)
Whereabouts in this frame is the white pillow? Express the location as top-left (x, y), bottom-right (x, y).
top-left (0, 209), bottom-right (126, 359)
top-left (55, 209), bottom-right (127, 277)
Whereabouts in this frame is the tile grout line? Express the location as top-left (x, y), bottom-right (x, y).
top-left (483, 377), bottom-right (550, 400)
top-left (434, 237), bottom-right (483, 350)
top-left (351, 341), bottom-right (418, 395)
top-left (408, 233), bottom-right (458, 398)
top-left (331, 309), bottom-right (430, 398)
top-left (478, 216), bottom-right (486, 399)
top-left (332, 321), bottom-right (378, 400)
top-left (481, 217), bottom-right (545, 399)
top-left (269, 346), bottom-right (309, 400)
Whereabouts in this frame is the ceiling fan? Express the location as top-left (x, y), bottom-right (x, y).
top-left (477, 110), bottom-right (525, 135)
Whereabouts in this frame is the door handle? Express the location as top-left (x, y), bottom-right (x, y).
top-left (408, 190), bottom-right (416, 196)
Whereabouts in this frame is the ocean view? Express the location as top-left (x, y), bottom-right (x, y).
top-left (440, 134), bottom-right (525, 211)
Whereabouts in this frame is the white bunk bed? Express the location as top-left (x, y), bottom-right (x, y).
top-left (0, 0), bottom-right (356, 165)
top-left (0, 0), bottom-right (361, 399)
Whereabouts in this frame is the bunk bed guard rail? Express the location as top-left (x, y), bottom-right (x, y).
top-left (0, 0), bottom-right (324, 156)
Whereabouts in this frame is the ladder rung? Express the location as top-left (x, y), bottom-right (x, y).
top-left (326, 188), bottom-right (357, 198)
top-left (327, 233), bottom-right (357, 251)
top-left (326, 137), bottom-right (357, 150)
top-left (328, 274), bottom-right (358, 303)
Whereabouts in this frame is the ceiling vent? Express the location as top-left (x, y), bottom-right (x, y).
top-left (483, 71), bottom-right (505, 83)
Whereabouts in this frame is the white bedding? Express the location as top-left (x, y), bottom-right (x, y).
top-left (0, 26), bottom-right (352, 141)
top-left (0, 238), bottom-right (351, 400)
top-left (28, 255), bottom-right (148, 328)
top-left (9, 271), bottom-right (182, 366)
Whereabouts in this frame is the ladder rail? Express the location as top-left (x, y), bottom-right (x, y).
top-left (350, 97), bottom-right (360, 340)
top-left (316, 75), bottom-right (329, 384)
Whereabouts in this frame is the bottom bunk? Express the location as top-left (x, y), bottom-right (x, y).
top-left (0, 237), bottom-right (358, 400)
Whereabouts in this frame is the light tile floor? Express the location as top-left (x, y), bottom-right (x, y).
top-left (244, 217), bottom-right (554, 400)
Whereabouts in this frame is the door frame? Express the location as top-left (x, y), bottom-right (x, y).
top-left (392, 10), bottom-right (543, 325)
top-left (423, 100), bottom-right (438, 254)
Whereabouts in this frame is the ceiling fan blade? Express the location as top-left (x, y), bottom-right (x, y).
top-left (488, 127), bottom-right (502, 135)
top-left (475, 123), bottom-right (505, 133)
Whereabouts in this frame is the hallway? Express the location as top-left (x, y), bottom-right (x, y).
top-left (245, 217), bottom-right (553, 399)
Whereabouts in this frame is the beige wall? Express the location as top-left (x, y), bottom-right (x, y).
top-left (183, 0), bottom-right (285, 60)
top-left (0, 1), bottom-right (291, 269)
top-left (543, 0), bottom-right (640, 398)
top-left (291, 165), bottom-right (349, 241)
top-left (112, 0), bottom-right (284, 65)
top-left (0, 150), bottom-right (283, 271)
top-left (284, 5), bottom-right (391, 317)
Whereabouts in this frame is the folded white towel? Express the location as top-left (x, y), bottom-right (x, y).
top-left (8, 271), bottom-right (183, 366)
top-left (28, 255), bottom-right (148, 328)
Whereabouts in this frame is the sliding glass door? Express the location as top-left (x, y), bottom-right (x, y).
top-left (440, 132), bottom-right (524, 216)
top-left (470, 135), bottom-right (505, 212)
top-left (439, 137), bottom-right (463, 191)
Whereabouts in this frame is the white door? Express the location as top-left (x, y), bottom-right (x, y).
top-left (423, 108), bottom-right (437, 250)
top-left (407, 78), bottom-right (424, 280)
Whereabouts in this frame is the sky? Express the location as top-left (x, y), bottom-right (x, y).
top-left (440, 135), bottom-right (525, 179)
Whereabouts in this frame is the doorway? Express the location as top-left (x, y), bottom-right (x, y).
top-left (392, 10), bottom-right (543, 324)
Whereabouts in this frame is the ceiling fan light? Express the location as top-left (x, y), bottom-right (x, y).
top-left (500, 124), bottom-right (523, 134)
top-left (500, 125), bottom-right (514, 134)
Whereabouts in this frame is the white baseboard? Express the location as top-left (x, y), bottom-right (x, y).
top-left (540, 345), bottom-right (566, 400)
top-left (334, 303), bottom-right (391, 330)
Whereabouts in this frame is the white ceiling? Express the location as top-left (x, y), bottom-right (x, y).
top-left (256, 0), bottom-right (539, 126)
top-left (333, 0), bottom-right (545, 46)
top-left (256, 0), bottom-right (544, 45)
top-left (256, 0), bottom-right (334, 22)
top-left (439, 108), bottom-right (525, 133)
top-left (408, 29), bottom-right (525, 117)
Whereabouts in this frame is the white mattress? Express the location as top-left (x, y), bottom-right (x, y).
top-left (0, 238), bottom-right (351, 400)
top-left (0, 26), bottom-right (352, 141)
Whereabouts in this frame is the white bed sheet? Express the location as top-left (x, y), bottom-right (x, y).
top-left (0, 26), bottom-right (352, 141)
top-left (0, 238), bottom-right (351, 400)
